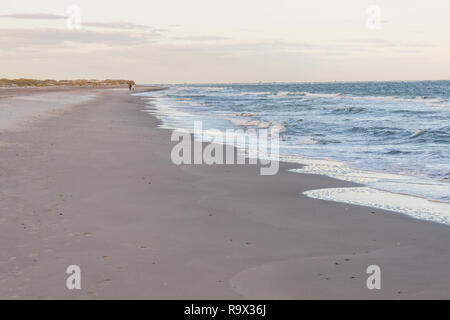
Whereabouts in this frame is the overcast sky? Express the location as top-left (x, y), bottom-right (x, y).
top-left (1, 0), bottom-right (449, 83)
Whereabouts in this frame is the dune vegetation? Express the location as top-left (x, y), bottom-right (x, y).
top-left (0, 78), bottom-right (135, 88)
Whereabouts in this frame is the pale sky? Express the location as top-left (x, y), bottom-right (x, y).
top-left (1, 0), bottom-right (449, 83)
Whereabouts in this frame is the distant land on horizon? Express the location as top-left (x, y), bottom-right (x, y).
top-left (0, 78), bottom-right (135, 88)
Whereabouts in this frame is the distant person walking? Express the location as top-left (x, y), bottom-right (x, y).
top-left (132, 84), bottom-right (135, 91)
top-left (128, 83), bottom-right (132, 91)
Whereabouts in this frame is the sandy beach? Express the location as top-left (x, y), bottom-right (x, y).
top-left (0, 86), bottom-right (449, 299)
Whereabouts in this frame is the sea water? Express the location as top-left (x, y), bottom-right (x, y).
top-left (137, 81), bottom-right (450, 225)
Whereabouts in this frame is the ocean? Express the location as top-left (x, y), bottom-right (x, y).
top-left (137, 81), bottom-right (450, 225)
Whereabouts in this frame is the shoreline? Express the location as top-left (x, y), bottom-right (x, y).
top-left (0, 86), bottom-right (449, 299)
top-left (139, 88), bottom-right (450, 226)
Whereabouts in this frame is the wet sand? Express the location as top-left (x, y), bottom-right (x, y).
top-left (0, 86), bottom-right (449, 299)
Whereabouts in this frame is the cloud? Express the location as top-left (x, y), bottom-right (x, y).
top-left (0, 12), bottom-right (155, 31)
top-left (83, 21), bottom-right (153, 30)
top-left (171, 35), bottom-right (231, 41)
top-left (0, 13), bottom-right (66, 20)
top-left (0, 28), bottom-right (158, 49)
top-left (343, 39), bottom-right (436, 49)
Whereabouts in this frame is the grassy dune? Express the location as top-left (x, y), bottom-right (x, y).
top-left (0, 78), bottom-right (135, 88)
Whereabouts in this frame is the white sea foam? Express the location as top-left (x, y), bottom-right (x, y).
top-left (243, 91), bottom-right (271, 96)
top-left (141, 97), bottom-right (199, 130)
top-left (288, 156), bottom-right (401, 184)
top-left (235, 112), bottom-right (261, 117)
top-left (301, 92), bottom-right (343, 98)
top-left (427, 102), bottom-right (450, 108)
top-left (229, 119), bottom-right (262, 127)
top-left (228, 118), bottom-right (285, 132)
top-left (267, 91), bottom-right (306, 98)
top-left (303, 187), bottom-right (450, 225)
top-left (298, 92), bottom-right (450, 108)
top-left (286, 154), bottom-right (450, 225)
top-left (145, 102), bottom-right (193, 120)
top-left (299, 138), bottom-right (319, 145)
top-left (410, 129), bottom-right (425, 138)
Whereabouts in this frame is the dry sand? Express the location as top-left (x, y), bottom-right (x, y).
top-left (0, 86), bottom-right (449, 299)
